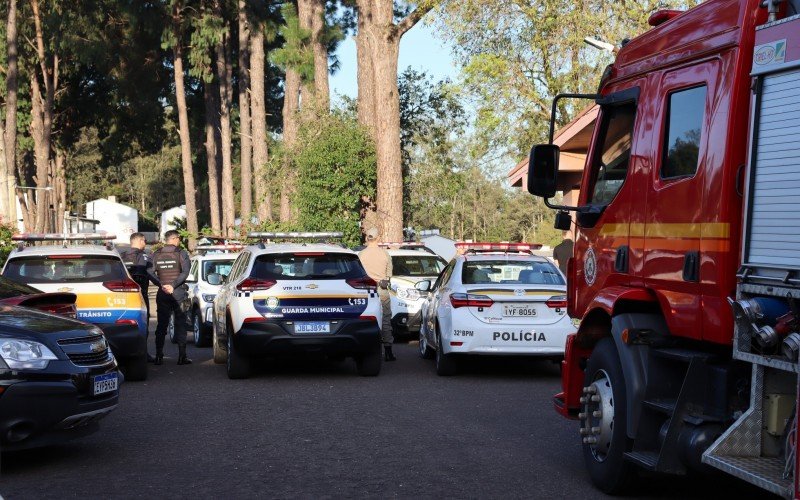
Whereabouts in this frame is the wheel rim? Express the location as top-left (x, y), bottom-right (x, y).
top-left (193, 314), bottom-right (201, 343)
top-left (226, 331), bottom-right (232, 370)
top-left (419, 330), bottom-right (427, 355)
top-left (579, 369), bottom-right (615, 462)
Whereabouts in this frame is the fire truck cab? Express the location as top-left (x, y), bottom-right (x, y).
top-left (527, 0), bottom-right (800, 496)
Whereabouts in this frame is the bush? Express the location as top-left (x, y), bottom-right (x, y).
top-left (292, 113), bottom-right (376, 248)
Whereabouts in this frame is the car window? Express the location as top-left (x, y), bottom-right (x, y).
top-left (229, 252), bottom-right (250, 281)
top-left (189, 260), bottom-right (198, 281)
top-left (3, 255), bottom-right (128, 284)
top-left (461, 259), bottom-right (565, 285)
top-left (661, 85), bottom-right (706, 179)
top-left (434, 262), bottom-right (455, 290)
top-left (588, 102), bottom-right (637, 206)
top-left (0, 275), bottom-right (43, 298)
top-left (391, 255), bottom-right (446, 277)
top-left (250, 253), bottom-right (367, 280)
top-left (203, 259), bottom-right (234, 280)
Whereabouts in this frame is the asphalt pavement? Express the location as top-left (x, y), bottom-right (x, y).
top-left (0, 325), bottom-right (776, 499)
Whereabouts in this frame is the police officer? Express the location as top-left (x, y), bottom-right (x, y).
top-left (120, 232), bottom-right (156, 363)
top-left (358, 227), bottom-right (396, 361)
top-left (148, 230), bottom-right (192, 365)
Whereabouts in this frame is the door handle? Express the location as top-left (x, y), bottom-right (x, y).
top-left (683, 251), bottom-right (699, 282)
top-left (614, 245), bottom-right (629, 273)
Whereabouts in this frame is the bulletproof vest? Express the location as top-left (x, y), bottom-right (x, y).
top-left (153, 245), bottom-right (182, 283)
top-left (121, 248), bottom-right (147, 278)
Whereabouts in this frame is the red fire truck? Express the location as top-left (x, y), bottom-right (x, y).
top-left (526, 0), bottom-right (800, 496)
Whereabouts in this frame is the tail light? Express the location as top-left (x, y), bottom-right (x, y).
top-left (236, 278), bottom-right (276, 292)
top-left (36, 303), bottom-right (77, 319)
top-left (116, 319), bottom-right (138, 326)
top-left (546, 296), bottom-right (568, 309)
top-left (347, 277), bottom-right (377, 290)
top-left (104, 279), bottom-right (140, 293)
top-left (450, 293), bottom-right (494, 308)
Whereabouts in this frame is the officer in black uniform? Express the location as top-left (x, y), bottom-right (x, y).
top-left (120, 232), bottom-right (156, 363)
top-left (147, 230), bottom-right (192, 365)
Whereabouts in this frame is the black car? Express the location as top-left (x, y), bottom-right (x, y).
top-left (0, 306), bottom-right (119, 451)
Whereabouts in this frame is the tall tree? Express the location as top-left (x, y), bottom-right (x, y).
top-left (204, 79), bottom-right (223, 232)
top-left (2, 0), bottom-right (19, 225)
top-left (310, 0), bottom-right (329, 111)
top-left (213, 0), bottom-right (236, 236)
top-left (166, 0), bottom-right (199, 248)
top-left (250, 13), bottom-right (271, 223)
top-left (355, 0), bottom-right (436, 241)
top-left (238, 0), bottom-right (252, 219)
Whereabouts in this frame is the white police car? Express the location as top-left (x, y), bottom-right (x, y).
top-left (2, 234), bottom-right (148, 381)
top-left (212, 232), bottom-right (384, 379)
top-left (418, 242), bottom-right (571, 376)
top-left (380, 243), bottom-right (446, 337)
top-left (186, 244), bottom-right (241, 347)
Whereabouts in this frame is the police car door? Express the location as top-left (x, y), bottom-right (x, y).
top-left (431, 262), bottom-right (456, 344)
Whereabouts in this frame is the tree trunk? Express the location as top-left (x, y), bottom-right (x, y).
top-left (355, 0), bottom-right (375, 134)
top-left (54, 150), bottom-right (65, 232)
top-left (214, 4), bottom-right (236, 237)
top-left (172, 43), bottom-right (198, 249)
top-left (3, 0), bottom-right (19, 225)
top-left (279, 68), bottom-right (300, 223)
top-left (238, 0), bottom-right (252, 220)
top-left (355, 0), bottom-right (432, 242)
top-left (311, 0), bottom-right (329, 111)
top-left (250, 23), bottom-right (271, 223)
top-left (204, 80), bottom-right (222, 233)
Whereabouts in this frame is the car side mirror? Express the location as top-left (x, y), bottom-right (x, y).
top-left (207, 273), bottom-right (223, 286)
top-left (415, 280), bottom-right (431, 292)
top-left (527, 144), bottom-right (560, 199)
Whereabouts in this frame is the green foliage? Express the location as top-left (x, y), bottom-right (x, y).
top-left (0, 221), bottom-right (17, 267)
top-left (435, 0), bottom-right (702, 157)
top-left (291, 112), bottom-right (376, 247)
top-left (270, 3), bottom-right (314, 81)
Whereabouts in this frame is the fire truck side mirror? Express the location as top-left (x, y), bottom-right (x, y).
top-left (527, 144), bottom-right (560, 199)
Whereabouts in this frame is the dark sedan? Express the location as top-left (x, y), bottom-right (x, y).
top-left (0, 275), bottom-right (77, 317)
top-left (0, 306), bottom-right (119, 451)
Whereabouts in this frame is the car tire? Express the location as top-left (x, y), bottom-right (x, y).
top-left (168, 314), bottom-right (177, 344)
top-left (581, 338), bottom-right (637, 494)
top-left (226, 327), bottom-right (251, 379)
top-left (419, 328), bottom-right (434, 359)
top-left (212, 317), bottom-right (227, 364)
top-left (435, 324), bottom-right (458, 376)
top-left (124, 353), bottom-right (148, 381)
top-left (193, 310), bottom-right (211, 347)
top-left (356, 344), bottom-right (382, 376)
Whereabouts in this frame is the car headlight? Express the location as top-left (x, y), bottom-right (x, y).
top-left (202, 294), bottom-right (216, 302)
top-left (397, 287), bottom-right (421, 301)
top-left (0, 339), bottom-right (59, 370)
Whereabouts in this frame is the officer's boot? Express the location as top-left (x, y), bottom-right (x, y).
top-left (384, 345), bottom-right (396, 362)
top-left (154, 337), bottom-right (164, 365)
top-left (177, 345), bottom-right (192, 365)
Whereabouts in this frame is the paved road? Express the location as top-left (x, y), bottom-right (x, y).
top-left (1, 329), bottom-right (775, 499)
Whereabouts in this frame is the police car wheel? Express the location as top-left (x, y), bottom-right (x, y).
top-left (168, 314), bottom-right (177, 344)
top-left (419, 328), bottom-right (434, 359)
top-left (434, 324), bottom-right (457, 376)
top-left (226, 326), bottom-right (252, 379)
top-left (581, 338), bottom-right (636, 494)
top-left (193, 311), bottom-right (210, 347)
top-left (212, 319), bottom-right (227, 364)
top-left (355, 344), bottom-right (382, 376)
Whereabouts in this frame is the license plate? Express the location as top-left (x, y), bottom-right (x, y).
top-left (295, 321), bottom-right (331, 334)
top-left (503, 304), bottom-right (537, 317)
top-left (93, 372), bottom-right (119, 396)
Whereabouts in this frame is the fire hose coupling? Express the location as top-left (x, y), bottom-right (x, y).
top-left (781, 333), bottom-right (800, 362)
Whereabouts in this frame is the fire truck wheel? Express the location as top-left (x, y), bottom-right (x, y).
top-left (581, 338), bottom-right (636, 494)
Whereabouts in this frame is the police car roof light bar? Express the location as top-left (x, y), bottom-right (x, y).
top-left (379, 242), bottom-right (436, 254)
top-left (247, 232), bottom-right (344, 240)
top-left (195, 244), bottom-right (244, 254)
top-left (12, 232), bottom-right (117, 242)
top-left (455, 242), bottom-right (542, 254)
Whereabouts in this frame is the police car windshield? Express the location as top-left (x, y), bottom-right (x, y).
top-left (462, 259), bottom-right (565, 285)
top-left (391, 256), bottom-right (446, 277)
top-left (3, 256), bottom-right (128, 284)
top-left (203, 259), bottom-right (234, 280)
top-left (251, 253), bottom-right (366, 280)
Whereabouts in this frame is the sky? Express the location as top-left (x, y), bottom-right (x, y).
top-left (329, 21), bottom-right (460, 103)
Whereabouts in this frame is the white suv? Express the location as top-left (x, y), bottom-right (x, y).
top-left (381, 244), bottom-right (446, 337)
top-left (186, 245), bottom-right (240, 347)
top-left (212, 233), bottom-right (383, 379)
